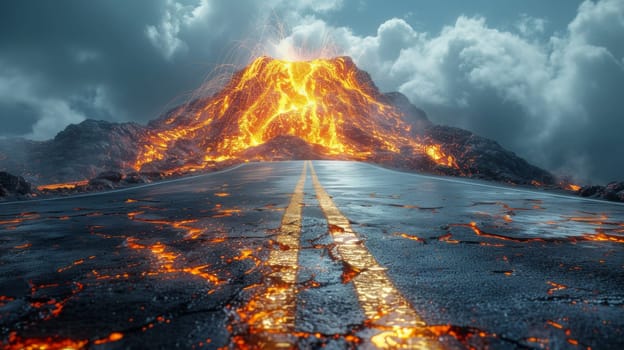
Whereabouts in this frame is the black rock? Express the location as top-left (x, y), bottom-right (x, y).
top-left (423, 125), bottom-right (556, 185)
top-left (241, 135), bottom-right (331, 161)
top-left (605, 181), bottom-right (624, 193)
top-left (602, 182), bottom-right (624, 201)
top-left (88, 178), bottom-right (114, 190)
top-left (95, 171), bottom-right (123, 183)
top-left (124, 172), bottom-right (148, 184)
top-left (0, 171), bottom-right (32, 197)
top-left (0, 120), bottom-right (147, 185)
top-left (580, 185), bottom-right (605, 198)
top-left (384, 91), bottom-right (431, 131)
top-left (578, 183), bottom-right (624, 202)
top-left (139, 172), bottom-right (165, 181)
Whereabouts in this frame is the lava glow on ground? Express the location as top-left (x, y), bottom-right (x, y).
top-left (1, 161), bottom-right (623, 349)
top-left (133, 56), bottom-right (456, 173)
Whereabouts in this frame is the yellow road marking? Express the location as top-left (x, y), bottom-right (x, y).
top-left (309, 162), bottom-right (441, 349)
top-left (235, 161), bottom-right (307, 347)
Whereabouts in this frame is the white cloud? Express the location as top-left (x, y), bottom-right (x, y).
top-left (146, 0), bottom-right (344, 61)
top-left (269, 16), bottom-right (355, 60)
top-left (145, 0), bottom-right (190, 60)
top-left (570, 0), bottom-right (624, 56)
top-left (515, 14), bottom-right (547, 37)
top-left (292, 0), bottom-right (343, 13)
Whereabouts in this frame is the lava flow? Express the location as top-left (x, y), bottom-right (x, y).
top-left (36, 180), bottom-right (89, 192)
top-left (133, 56), bottom-right (456, 173)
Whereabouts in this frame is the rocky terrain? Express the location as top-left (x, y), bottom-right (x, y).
top-left (0, 120), bottom-right (147, 185)
top-left (0, 171), bottom-right (32, 200)
top-left (579, 182), bottom-right (624, 202)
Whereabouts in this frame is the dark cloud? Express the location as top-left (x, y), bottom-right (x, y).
top-left (0, 0), bottom-right (279, 138)
top-left (0, 0), bottom-right (171, 134)
top-left (0, 101), bottom-right (38, 134)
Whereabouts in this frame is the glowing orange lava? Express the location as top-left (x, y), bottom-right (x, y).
top-left (398, 232), bottom-right (425, 242)
top-left (93, 332), bottom-right (124, 345)
top-left (36, 180), bottom-right (89, 191)
top-left (583, 231), bottom-right (624, 243)
top-left (4, 332), bottom-right (87, 350)
top-left (124, 237), bottom-right (221, 284)
top-left (566, 184), bottom-right (581, 192)
top-left (134, 56), bottom-right (456, 173)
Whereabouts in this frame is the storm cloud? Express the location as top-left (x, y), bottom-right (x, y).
top-left (0, 0), bottom-right (622, 183)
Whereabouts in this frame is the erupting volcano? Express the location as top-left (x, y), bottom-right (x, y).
top-left (134, 56), bottom-right (456, 174)
top-left (0, 55), bottom-right (555, 188)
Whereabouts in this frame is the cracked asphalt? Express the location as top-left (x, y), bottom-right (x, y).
top-left (1, 161), bottom-right (623, 349)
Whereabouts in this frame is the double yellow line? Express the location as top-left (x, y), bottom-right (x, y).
top-left (237, 162), bottom-right (307, 348)
top-left (239, 161), bottom-right (440, 349)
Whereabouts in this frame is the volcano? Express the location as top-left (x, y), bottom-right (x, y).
top-left (0, 56), bottom-right (554, 187)
top-left (134, 56), bottom-right (449, 172)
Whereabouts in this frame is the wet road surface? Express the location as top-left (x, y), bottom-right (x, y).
top-left (1, 160), bottom-right (623, 349)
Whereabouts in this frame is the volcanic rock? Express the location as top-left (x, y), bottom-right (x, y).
top-left (241, 135), bottom-right (333, 161)
top-left (45, 120), bottom-right (147, 181)
top-left (423, 125), bottom-right (555, 185)
top-left (86, 171), bottom-right (124, 191)
top-left (88, 178), bottom-right (114, 190)
top-left (139, 172), bottom-right (166, 181)
top-left (606, 181), bottom-right (624, 193)
top-left (383, 92), bottom-right (431, 131)
top-left (123, 172), bottom-right (148, 184)
top-left (93, 171), bottom-right (123, 183)
top-left (579, 185), bottom-right (604, 198)
top-left (588, 181), bottom-right (624, 202)
top-left (578, 182), bottom-right (624, 202)
top-left (0, 120), bottom-right (147, 185)
top-left (0, 171), bottom-right (32, 198)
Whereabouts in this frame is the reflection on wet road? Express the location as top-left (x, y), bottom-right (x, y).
top-left (1, 161), bottom-right (623, 349)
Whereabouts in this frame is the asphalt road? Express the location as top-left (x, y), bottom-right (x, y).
top-left (1, 161), bottom-right (623, 349)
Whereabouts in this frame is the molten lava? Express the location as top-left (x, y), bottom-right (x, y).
top-left (134, 56), bottom-right (456, 173)
top-left (36, 180), bottom-right (89, 192)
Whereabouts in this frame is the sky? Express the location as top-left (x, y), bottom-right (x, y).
top-left (0, 0), bottom-right (623, 183)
